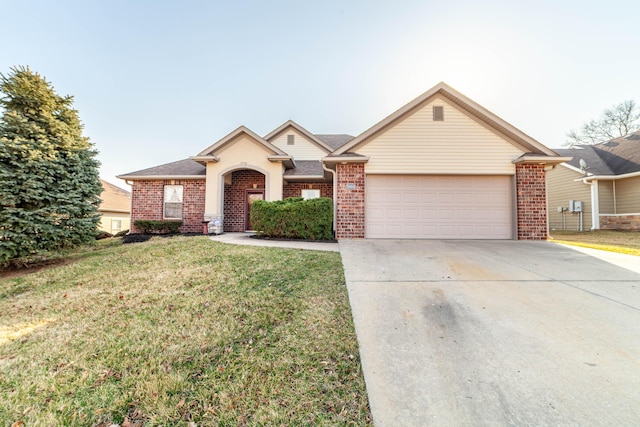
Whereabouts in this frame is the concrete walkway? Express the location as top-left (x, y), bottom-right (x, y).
top-left (340, 239), bottom-right (640, 426)
top-left (208, 232), bottom-right (339, 252)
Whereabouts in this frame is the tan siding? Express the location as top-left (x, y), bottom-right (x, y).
top-left (598, 181), bottom-right (615, 214)
top-left (546, 165), bottom-right (592, 231)
top-left (356, 96), bottom-right (524, 175)
top-left (615, 176), bottom-right (640, 213)
top-left (99, 212), bottom-right (131, 234)
top-left (270, 128), bottom-right (327, 160)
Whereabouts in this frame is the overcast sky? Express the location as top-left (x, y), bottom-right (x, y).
top-left (2, 0), bottom-right (639, 189)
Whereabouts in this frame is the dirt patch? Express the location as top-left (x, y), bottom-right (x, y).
top-left (0, 258), bottom-right (76, 280)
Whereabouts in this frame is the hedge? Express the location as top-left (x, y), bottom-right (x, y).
top-left (250, 197), bottom-right (333, 240)
top-left (133, 220), bottom-right (182, 234)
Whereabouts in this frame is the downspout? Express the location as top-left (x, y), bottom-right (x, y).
top-left (322, 161), bottom-right (337, 236)
top-left (613, 180), bottom-right (617, 214)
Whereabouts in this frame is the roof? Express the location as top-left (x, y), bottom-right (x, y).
top-left (118, 158), bottom-right (206, 180)
top-left (333, 82), bottom-right (560, 158)
top-left (99, 179), bottom-right (131, 212)
top-left (315, 134), bottom-right (355, 151)
top-left (556, 131), bottom-right (640, 176)
top-left (284, 160), bottom-right (325, 177)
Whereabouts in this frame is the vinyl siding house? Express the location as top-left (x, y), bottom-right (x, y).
top-left (118, 82), bottom-right (568, 240)
top-left (548, 131), bottom-right (640, 231)
top-left (98, 179), bottom-right (131, 234)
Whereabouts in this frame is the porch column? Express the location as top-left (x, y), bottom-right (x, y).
top-left (335, 163), bottom-right (365, 239)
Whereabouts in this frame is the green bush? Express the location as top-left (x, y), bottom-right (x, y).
top-left (250, 197), bottom-right (333, 240)
top-left (133, 220), bottom-right (182, 234)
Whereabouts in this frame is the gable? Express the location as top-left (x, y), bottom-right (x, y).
top-left (355, 96), bottom-right (524, 175)
top-left (217, 133), bottom-right (282, 160)
top-left (270, 127), bottom-right (329, 160)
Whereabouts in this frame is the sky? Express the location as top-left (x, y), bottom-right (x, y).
top-left (2, 0), bottom-right (639, 189)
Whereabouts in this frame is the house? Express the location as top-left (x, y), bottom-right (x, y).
top-left (118, 82), bottom-right (568, 240)
top-left (548, 131), bottom-right (640, 231)
top-left (98, 179), bottom-right (131, 234)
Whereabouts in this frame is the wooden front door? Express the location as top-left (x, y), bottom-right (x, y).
top-left (245, 190), bottom-right (265, 231)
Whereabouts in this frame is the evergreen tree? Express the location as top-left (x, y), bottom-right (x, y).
top-left (0, 66), bottom-right (102, 264)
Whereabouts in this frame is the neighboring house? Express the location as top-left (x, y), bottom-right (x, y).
top-left (98, 179), bottom-right (131, 234)
top-left (118, 82), bottom-right (567, 240)
top-left (548, 131), bottom-right (640, 231)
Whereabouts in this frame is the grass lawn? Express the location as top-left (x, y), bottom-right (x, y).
top-left (0, 236), bottom-right (371, 426)
top-left (548, 230), bottom-right (640, 256)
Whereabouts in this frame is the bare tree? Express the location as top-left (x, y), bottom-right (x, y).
top-left (566, 100), bottom-right (640, 146)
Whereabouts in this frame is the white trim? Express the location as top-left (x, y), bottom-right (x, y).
top-left (116, 175), bottom-right (205, 180)
top-left (581, 170), bottom-right (640, 181)
top-left (590, 180), bottom-right (599, 230)
top-left (599, 213), bottom-right (640, 217)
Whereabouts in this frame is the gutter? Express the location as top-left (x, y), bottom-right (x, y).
top-left (579, 170), bottom-right (640, 182)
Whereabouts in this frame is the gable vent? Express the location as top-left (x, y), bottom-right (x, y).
top-left (433, 106), bottom-right (444, 121)
top-left (287, 134), bottom-right (295, 145)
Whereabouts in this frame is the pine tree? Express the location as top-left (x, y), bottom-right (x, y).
top-left (0, 66), bottom-right (102, 264)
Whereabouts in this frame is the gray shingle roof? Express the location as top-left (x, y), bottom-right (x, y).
top-left (315, 134), bottom-right (355, 151)
top-left (556, 131), bottom-right (640, 176)
top-left (119, 158), bottom-right (205, 178)
top-left (284, 160), bottom-right (324, 177)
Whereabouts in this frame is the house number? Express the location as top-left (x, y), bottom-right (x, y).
top-left (345, 183), bottom-right (356, 190)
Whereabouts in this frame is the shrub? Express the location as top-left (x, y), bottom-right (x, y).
top-left (250, 197), bottom-right (333, 240)
top-left (133, 220), bottom-right (182, 234)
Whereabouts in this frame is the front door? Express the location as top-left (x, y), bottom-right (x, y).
top-left (245, 190), bottom-right (265, 231)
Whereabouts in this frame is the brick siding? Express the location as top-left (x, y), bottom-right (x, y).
top-left (223, 170), bottom-right (265, 232)
top-left (283, 182), bottom-right (333, 199)
top-left (600, 214), bottom-right (640, 230)
top-left (335, 163), bottom-right (365, 239)
top-left (515, 164), bottom-right (547, 240)
top-left (130, 179), bottom-right (206, 233)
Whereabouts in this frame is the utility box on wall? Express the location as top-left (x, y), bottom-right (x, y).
top-left (568, 200), bottom-right (583, 213)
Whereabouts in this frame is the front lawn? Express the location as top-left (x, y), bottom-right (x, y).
top-left (0, 236), bottom-right (371, 426)
top-left (548, 230), bottom-right (640, 256)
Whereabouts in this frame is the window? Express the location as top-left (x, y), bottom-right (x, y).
top-left (301, 189), bottom-right (320, 200)
top-left (287, 134), bottom-right (295, 145)
top-left (164, 185), bottom-right (183, 219)
top-left (111, 219), bottom-right (122, 234)
top-left (433, 106), bottom-right (444, 121)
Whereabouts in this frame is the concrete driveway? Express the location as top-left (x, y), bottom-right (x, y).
top-left (339, 240), bottom-right (640, 426)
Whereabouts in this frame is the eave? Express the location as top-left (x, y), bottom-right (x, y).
top-left (512, 155), bottom-right (572, 165)
top-left (268, 155), bottom-right (295, 169)
top-left (579, 170), bottom-right (640, 182)
top-left (190, 155), bottom-right (219, 165)
top-left (116, 175), bottom-right (206, 181)
top-left (322, 155), bottom-right (370, 164)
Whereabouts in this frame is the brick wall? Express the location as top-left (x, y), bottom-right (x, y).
top-left (130, 179), bottom-right (206, 234)
top-left (335, 163), bottom-right (365, 239)
top-left (283, 182), bottom-right (333, 199)
top-left (515, 164), bottom-right (547, 240)
top-left (600, 214), bottom-right (640, 230)
top-left (223, 170), bottom-right (265, 232)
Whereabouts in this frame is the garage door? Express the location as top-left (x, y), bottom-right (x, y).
top-left (366, 175), bottom-right (513, 239)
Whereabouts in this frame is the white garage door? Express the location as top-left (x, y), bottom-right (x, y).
top-left (366, 175), bottom-right (513, 239)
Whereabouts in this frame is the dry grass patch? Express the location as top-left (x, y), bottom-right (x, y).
top-left (0, 236), bottom-right (371, 426)
top-left (548, 230), bottom-right (640, 256)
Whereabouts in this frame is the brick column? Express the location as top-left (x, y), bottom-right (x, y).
top-left (515, 164), bottom-right (547, 240)
top-left (335, 163), bottom-right (365, 239)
